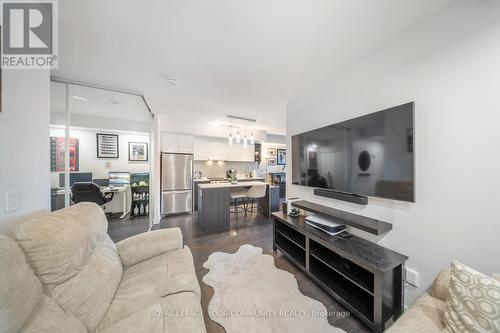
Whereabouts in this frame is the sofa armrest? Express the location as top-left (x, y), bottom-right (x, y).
top-left (116, 228), bottom-right (183, 267)
top-left (430, 268), bottom-right (451, 302)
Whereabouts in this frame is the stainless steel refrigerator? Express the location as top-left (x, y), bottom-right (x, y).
top-left (161, 153), bottom-right (193, 215)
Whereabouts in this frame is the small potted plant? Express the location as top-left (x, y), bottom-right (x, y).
top-left (231, 173), bottom-right (238, 184)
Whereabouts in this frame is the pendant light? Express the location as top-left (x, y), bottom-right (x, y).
top-left (236, 129), bottom-right (241, 144)
top-left (228, 130), bottom-right (233, 146)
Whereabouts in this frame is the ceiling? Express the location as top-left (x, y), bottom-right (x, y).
top-left (51, 82), bottom-right (150, 122)
top-left (53, 0), bottom-right (454, 135)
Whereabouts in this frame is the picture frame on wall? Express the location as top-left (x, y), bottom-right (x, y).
top-left (128, 142), bottom-right (148, 161)
top-left (50, 137), bottom-right (80, 172)
top-left (268, 148), bottom-right (276, 156)
top-left (277, 149), bottom-right (286, 165)
top-left (97, 133), bottom-right (119, 159)
top-left (268, 157), bottom-right (276, 166)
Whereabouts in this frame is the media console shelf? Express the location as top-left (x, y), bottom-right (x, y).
top-left (272, 211), bottom-right (407, 333)
top-left (292, 200), bottom-right (392, 235)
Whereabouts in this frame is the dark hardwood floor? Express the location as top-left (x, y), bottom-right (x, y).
top-left (107, 214), bottom-right (150, 242)
top-left (107, 211), bottom-right (370, 333)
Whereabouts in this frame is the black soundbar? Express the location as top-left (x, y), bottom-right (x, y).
top-left (313, 189), bottom-right (368, 205)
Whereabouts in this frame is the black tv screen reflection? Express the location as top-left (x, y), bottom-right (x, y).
top-left (291, 102), bottom-right (415, 202)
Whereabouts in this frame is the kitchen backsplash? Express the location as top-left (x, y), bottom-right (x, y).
top-left (195, 161), bottom-right (259, 178)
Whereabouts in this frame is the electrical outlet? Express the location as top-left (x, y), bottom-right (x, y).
top-left (405, 267), bottom-right (419, 287)
top-left (5, 191), bottom-right (20, 213)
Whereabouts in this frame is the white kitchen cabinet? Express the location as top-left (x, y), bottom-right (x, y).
top-left (194, 137), bottom-right (210, 161)
top-left (177, 134), bottom-right (194, 153)
top-left (161, 132), bottom-right (194, 153)
top-left (193, 136), bottom-right (255, 161)
top-left (226, 143), bottom-right (254, 162)
top-left (161, 132), bottom-right (179, 153)
top-left (245, 144), bottom-right (255, 162)
top-left (226, 144), bottom-right (239, 161)
top-left (212, 141), bottom-right (227, 161)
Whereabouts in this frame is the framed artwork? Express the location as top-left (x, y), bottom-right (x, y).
top-left (268, 148), bottom-right (276, 156)
top-left (50, 137), bottom-right (79, 172)
top-left (129, 142), bottom-right (148, 161)
top-left (97, 133), bottom-right (119, 158)
top-left (277, 149), bottom-right (286, 165)
top-left (267, 157), bottom-right (276, 166)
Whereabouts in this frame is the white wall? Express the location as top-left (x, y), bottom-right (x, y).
top-left (287, 0), bottom-right (500, 306)
top-left (0, 70), bottom-right (50, 228)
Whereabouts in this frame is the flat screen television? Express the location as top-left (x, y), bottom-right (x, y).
top-left (291, 102), bottom-right (415, 202)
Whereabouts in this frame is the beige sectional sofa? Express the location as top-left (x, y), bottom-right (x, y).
top-left (387, 269), bottom-right (500, 333)
top-left (0, 202), bottom-right (206, 333)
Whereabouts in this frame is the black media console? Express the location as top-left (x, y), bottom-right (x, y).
top-left (272, 203), bottom-right (407, 333)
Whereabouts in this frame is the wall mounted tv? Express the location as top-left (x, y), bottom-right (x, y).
top-left (291, 102), bottom-right (415, 202)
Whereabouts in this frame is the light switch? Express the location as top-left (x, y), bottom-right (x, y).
top-left (5, 191), bottom-right (20, 213)
top-left (405, 267), bottom-right (419, 287)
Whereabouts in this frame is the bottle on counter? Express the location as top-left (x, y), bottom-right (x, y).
top-left (140, 203), bottom-right (144, 215)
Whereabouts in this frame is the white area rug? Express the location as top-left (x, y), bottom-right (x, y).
top-left (202, 244), bottom-right (346, 333)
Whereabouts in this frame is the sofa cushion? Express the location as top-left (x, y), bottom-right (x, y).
top-left (443, 261), bottom-right (500, 333)
top-left (14, 203), bottom-right (123, 330)
top-left (14, 202), bottom-right (108, 284)
top-left (0, 236), bottom-right (42, 333)
top-left (159, 292), bottom-right (205, 333)
top-left (431, 268), bottom-right (452, 302)
top-left (20, 296), bottom-right (87, 333)
top-left (97, 304), bottom-right (163, 333)
top-left (49, 236), bottom-right (122, 329)
top-left (116, 228), bottom-right (183, 268)
top-left (386, 293), bottom-right (446, 333)
top-left (98, 292), bottom-right (205, 333)
top-left (96, 246), bottom-right (200, 331)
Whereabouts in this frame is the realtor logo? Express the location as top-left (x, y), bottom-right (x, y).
top-left (1, 0), bottom-right (58, 68)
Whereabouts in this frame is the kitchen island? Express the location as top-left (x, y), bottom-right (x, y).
top-left (197, 181), bottom-right (280, 231)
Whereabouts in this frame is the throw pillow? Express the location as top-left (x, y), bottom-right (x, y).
top-left (443, 261), bottom-right (500, 333)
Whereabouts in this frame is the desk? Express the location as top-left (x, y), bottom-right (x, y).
top-left (55, 186), bottom-right (130, 219)
top-left (197, 181), bottom-right (280, 231)
top-left (103, 186), bottom-right (130, 219)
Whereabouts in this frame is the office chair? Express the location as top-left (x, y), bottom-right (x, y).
top-left (71, 182), bottom-right (114, 209)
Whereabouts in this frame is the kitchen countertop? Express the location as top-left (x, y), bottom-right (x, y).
top-left (198, 181), bottom-right (277, 189)
top-left (194, 177), bottom-right (266, 182)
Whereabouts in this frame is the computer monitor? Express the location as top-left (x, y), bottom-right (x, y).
top-left (93, 178), bottom-right (109, 187)
top-left (109, 172), bottom-right (130, 186)
top-left (59, 172), bottom-right (93, 187)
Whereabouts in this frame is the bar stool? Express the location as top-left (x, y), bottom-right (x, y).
top-left (244, 184), bottom-right (266, 215)
top-left (229, 189), bottom-right (246, 215)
